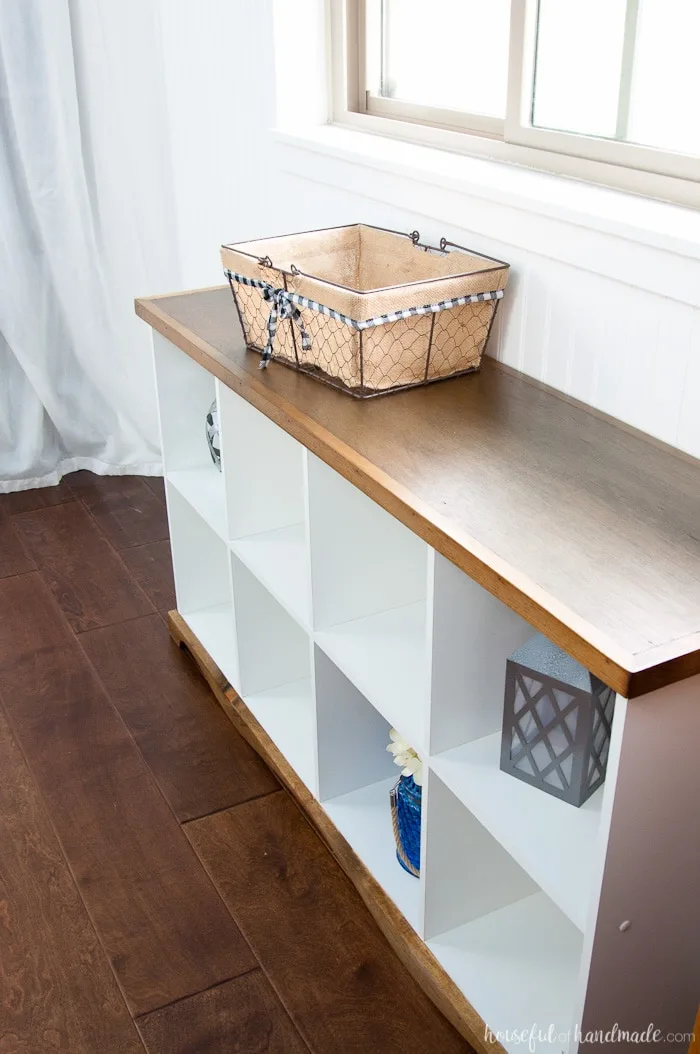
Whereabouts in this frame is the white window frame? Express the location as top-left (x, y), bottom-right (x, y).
top-left (331, 0), bottom-right (700, 208)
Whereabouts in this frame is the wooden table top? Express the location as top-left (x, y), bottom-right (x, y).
top-left (136, 286), bottom-right (700, 699)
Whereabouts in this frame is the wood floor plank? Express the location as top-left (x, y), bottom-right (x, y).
top-left (0, 703), bottom-right (145, 1054)
top-left (0, 580), bottom-right (256, 1016)
top-left (136, 970), bottom-right (308, 1054)
top-left (120, 540), bottom-right (176, 617)
top-left (0, 573), bottom-right (73, 663)
top-left (68, 472), bottom-right (169, 550)
top-left (142, 476), bottom-right (167, 504)
top-left (12, 502), bottom-right (154, 632)
top-left (187, 792), bottom-right (472, 1054)
top-left (0, 509), bottom-right (36, 579)
top-left (80, 614), bottom-right (278, 822)
top-left (0, 478), bottom-right (74, 515)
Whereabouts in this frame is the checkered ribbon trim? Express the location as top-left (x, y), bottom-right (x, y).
top-left (225, 269), bottom-right (504, 364)
top-left (259, 284), bottom-right (312, 369)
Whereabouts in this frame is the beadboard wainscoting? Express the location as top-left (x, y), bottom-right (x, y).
top-left (158, 0), bottom-right (700, 460)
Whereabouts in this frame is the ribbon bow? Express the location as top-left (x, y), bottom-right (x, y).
top-left (260, 284), bottom-right (312, 369)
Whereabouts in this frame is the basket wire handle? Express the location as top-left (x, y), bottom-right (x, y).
top-left (259, 258), bottom-right (304, 280)
top-left (440, 237), bottom-right (473, 254)
top-left (410, 232), bottom-right (506, 266)
top-left (408, 230), bottom-right (449, 255)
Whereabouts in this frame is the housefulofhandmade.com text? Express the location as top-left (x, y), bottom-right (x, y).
top-left (485, 1022), bottom-right (695, 1050)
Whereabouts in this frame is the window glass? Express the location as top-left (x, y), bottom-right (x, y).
top-left (532, 0), bottom-right (627, 140)
top-left (533, 0), bottom-right (700, 156)
top-left (628, 0), bottom-right (700, 156)
top-left (380, 0), bottom-right (511, 118)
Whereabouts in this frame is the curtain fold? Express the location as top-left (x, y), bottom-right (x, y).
top-left (0, 0), bottom-right (180, 490)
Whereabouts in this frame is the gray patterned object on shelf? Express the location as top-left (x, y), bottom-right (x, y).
top-left (500, 633), bottom-right (615, 808)
top-left (205, 399), bottom-right (221, 470)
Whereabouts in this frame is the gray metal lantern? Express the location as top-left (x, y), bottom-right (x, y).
top-left (500, 634), bottom-right (615, 807)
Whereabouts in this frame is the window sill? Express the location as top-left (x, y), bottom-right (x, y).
top-left (274, 123), bottom-right (700, 306)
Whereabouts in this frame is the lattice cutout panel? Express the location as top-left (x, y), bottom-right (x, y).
top-left (586, 686), bottom-right (615, 795)
top-left (501, 657), bottom-right (616, 808)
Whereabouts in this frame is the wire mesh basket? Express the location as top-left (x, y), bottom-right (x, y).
top-left (221, 224), bottom-right (509, 399)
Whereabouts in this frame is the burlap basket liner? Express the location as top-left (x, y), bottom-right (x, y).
top-left (221, 224), bottom-right (509, 394)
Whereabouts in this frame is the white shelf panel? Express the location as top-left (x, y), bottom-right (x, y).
top-left (431, 734), bottom-right (603, 932)
top-left (230, 523), bottom-right (310, 627)
top-left (183, 604), bottom-right (237, 686)
top-left (428, 893), bottom-right (581, 1054)
top-left (323, 776), bottom-right (422, 933)
top-left (168, 467), bottom-right (227, 541)
top-left (315, 602), bottom-right (427, 751)
top-left (244, 677), bottom-right (315, 793)
top-left (432, 733), bottom-right (603, 931)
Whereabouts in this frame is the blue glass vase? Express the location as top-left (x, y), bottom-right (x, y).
top-left (390, 774), bottom-right (421, 877)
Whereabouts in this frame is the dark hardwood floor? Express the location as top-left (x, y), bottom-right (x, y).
top-left (0, 472), bottom-right (473, 1054)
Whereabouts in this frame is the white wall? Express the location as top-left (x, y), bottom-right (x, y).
top-left (159, 1), bottom-right (700, 460)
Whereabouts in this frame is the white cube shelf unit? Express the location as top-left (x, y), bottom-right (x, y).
top-left (150, 328), bottom-right (620, 1054)
top-left (140, 291), bottom-right (700, 1054)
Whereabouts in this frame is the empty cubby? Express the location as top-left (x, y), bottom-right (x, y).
top-left (230, 552), bottom-right (315, 791)
top-left (308, 453), bottom-right (430, 748)
top-left (428, 553), bottom-right (533, 754)
top-left (166, 483), bottom-right (237, 687)
top-left (422, 771), bottom-right (583, 1048)
top-left (219, 385), bottom-right (311, 626)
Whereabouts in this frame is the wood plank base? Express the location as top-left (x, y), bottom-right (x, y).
top-left (168, 608), bottom-right (502, 1054)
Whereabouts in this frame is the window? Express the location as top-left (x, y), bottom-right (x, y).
top-left (532, 0), bottom-right (700, 157)
top-left (336, 0), bottom-right (700, 205)
top-left (365, 0), bottom-right (511, 133)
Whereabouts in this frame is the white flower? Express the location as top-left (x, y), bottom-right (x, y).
top-left (387, 728), bottom-right (423, 787)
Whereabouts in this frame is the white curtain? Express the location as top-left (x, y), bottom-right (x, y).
top-left (0, 0), bottom-right (180, 491)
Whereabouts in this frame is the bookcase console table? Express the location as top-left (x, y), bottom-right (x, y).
top-left (137, 286), bottom-right (700, 1054)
